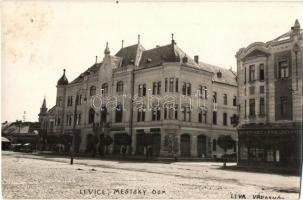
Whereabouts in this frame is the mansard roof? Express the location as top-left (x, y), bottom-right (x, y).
top-left (199, 62), bottom-right (237, 86)
top-left (138, 44), bottom-right (178, 68)
top-left (70, 62), bottom-right (102, 84)
top-left (115, 44), bottom-right (144, 67)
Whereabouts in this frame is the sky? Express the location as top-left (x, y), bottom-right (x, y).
top-left (1, 1), bottom-right (303, 122)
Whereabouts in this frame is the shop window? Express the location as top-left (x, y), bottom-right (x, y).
top-left (266, 150), bottom-right (274, 162)
top-left (240, 145), bottom-right (248, 160)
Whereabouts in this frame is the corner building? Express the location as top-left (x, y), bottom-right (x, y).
top-left (42, 36), bottom-right (238, 158)
top-left (235, 20), bottom-right (303, 170)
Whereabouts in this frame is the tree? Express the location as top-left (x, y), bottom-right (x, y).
top-left (217, 135), bottom-right (235, 167)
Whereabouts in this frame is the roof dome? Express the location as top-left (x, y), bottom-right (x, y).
top-left (57, 69), bottom-right (69, 86)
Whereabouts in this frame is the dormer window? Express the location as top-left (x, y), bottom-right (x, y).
top-left (146, 58), bottom-right (152, 63)
top-left (217, 71), bottom-right (222, 78)
top-left (182, 56), bottom-right (188, 63)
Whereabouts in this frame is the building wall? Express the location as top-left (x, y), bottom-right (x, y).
top-left (47, 45), bottom-right (238, 158)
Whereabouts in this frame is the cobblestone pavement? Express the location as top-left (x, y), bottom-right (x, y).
top-left (2, 151), bottom-right (300, 199)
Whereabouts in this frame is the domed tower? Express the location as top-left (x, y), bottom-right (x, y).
top-left (56, 69), bottom-right (69, 131)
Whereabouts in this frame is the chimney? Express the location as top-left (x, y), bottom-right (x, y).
top-left (194, 55), bottom-right (199, 64)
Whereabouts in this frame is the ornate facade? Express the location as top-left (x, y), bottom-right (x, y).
top-left (40, 35), bottom-right (238, 158)
top-left (235, 20), bottom-right (303, 170)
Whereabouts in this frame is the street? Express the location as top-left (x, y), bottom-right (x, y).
top-left (2, 151), bottom-right (300, 199)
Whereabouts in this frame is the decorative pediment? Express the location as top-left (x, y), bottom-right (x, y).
top-left (242, 48), bottom-right (270, 60)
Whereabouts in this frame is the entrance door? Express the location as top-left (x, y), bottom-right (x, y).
top-left (197, 135), bottom-right (207, 157)
top-left (152, 133), bottom-right (161, 156)
top-left (180, 134), bottom-right (191, 157)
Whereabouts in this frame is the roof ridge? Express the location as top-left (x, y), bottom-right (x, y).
top-left (142, 44), bottom-right (172, 53)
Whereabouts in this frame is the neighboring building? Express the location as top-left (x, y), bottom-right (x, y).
top-left (40, 35), bottom-right (238, 158)
top-left (2, 121), bottom-right (40, 144)
top-left (235, 20), bottom-right (303, 170)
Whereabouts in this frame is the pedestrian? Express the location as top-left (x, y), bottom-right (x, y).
top-left (121, 145), bottom-right (126, 157)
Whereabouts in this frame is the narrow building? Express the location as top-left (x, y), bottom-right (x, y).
top-left (235, 20), bottom-right (303, 171)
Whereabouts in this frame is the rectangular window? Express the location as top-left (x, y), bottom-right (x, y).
top-left (203, 111), bottom-right (207, 123)
top-left (137, 108), bottom-right (145, 122)
top-left (244, 67), bottom-right (247, 84)
top-left (152, 82), bottom-right (157, 95)
top-left (138, 85), bottom-right (142, 97)
top-left (223, 94), bottom-right (227, 105)
top-left (233, 96), bottom-right (237, 106)
top-left (174, 104), bottom-right (178, 119)
top-left (142, 84), bottom-right (146, 96)
top-left (244, 100), bottom-right (247, 118)
top-left (260, 86), bottom-right (265, 94)
top-left (249, 86), bottom-right (255, 95)
top-left (278, 60), bottom-right (289, 78)
top-left (260, 97), bottom-right (265, 116)
top-left (203, 86), bottom-right (208, 99)
top-left (157, 81), bottom-right (161, 95)
top-left (223, 113), bottom-right (227, 126)
top-left (169, 78), bottom-right (174, 92)
top-left (213, 111), bottom-right (217, 125)
top-left (175, 78), bottom-right (178, 92)
top-left (182, 82), bottom-right (186, 95)
top-left (249, 65), bottom-right (255, 82)
top-left (213, 92), bottom-right (217, 103)
top-left (187, 83), bottom-right (191, 96)
top-left (76, 113), bottom-right (81, 125)
top-left (67, 96), bottom-right (73, 107)
top-left (280, 96), bottom-right (288, 117)
top-left (165, 78), bottom-right (168, 92)
top-left (249, 99), bottom-right (255, 117)
top-left (152, 108), bottom-right (160, 121)
top-left (259, 64), bottom-right (265, 81)
top-left (198, 110), bottom-right (202, 123)
top-left (182, 106), bottom-right (191, 122)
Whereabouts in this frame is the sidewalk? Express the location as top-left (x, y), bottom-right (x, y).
top-left (34, 150), bottom-right (217, 163)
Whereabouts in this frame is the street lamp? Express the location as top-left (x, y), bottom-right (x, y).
top-left (70, 88), bottom-right (87, 165)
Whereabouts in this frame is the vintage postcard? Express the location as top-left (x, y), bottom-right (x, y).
top-left (1, 1), bottom-right (302, 199)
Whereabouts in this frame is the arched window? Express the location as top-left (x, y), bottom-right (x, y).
top-left (90, 86), bottom-right (96, 96)
top-left (88, 108), bottom-right (95, 124)
top-left (101, 83), bottom-right (108, 95)
top-left (116, 81), bottom-right (124, 93)
top-left (115, 104), bottom-right (123, 122)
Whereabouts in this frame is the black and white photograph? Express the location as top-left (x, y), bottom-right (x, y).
top-left (1, 1), bottom-right (303, 199)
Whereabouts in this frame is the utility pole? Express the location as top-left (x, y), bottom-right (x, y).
top-left (70, 95), bottom-right (78, 165)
